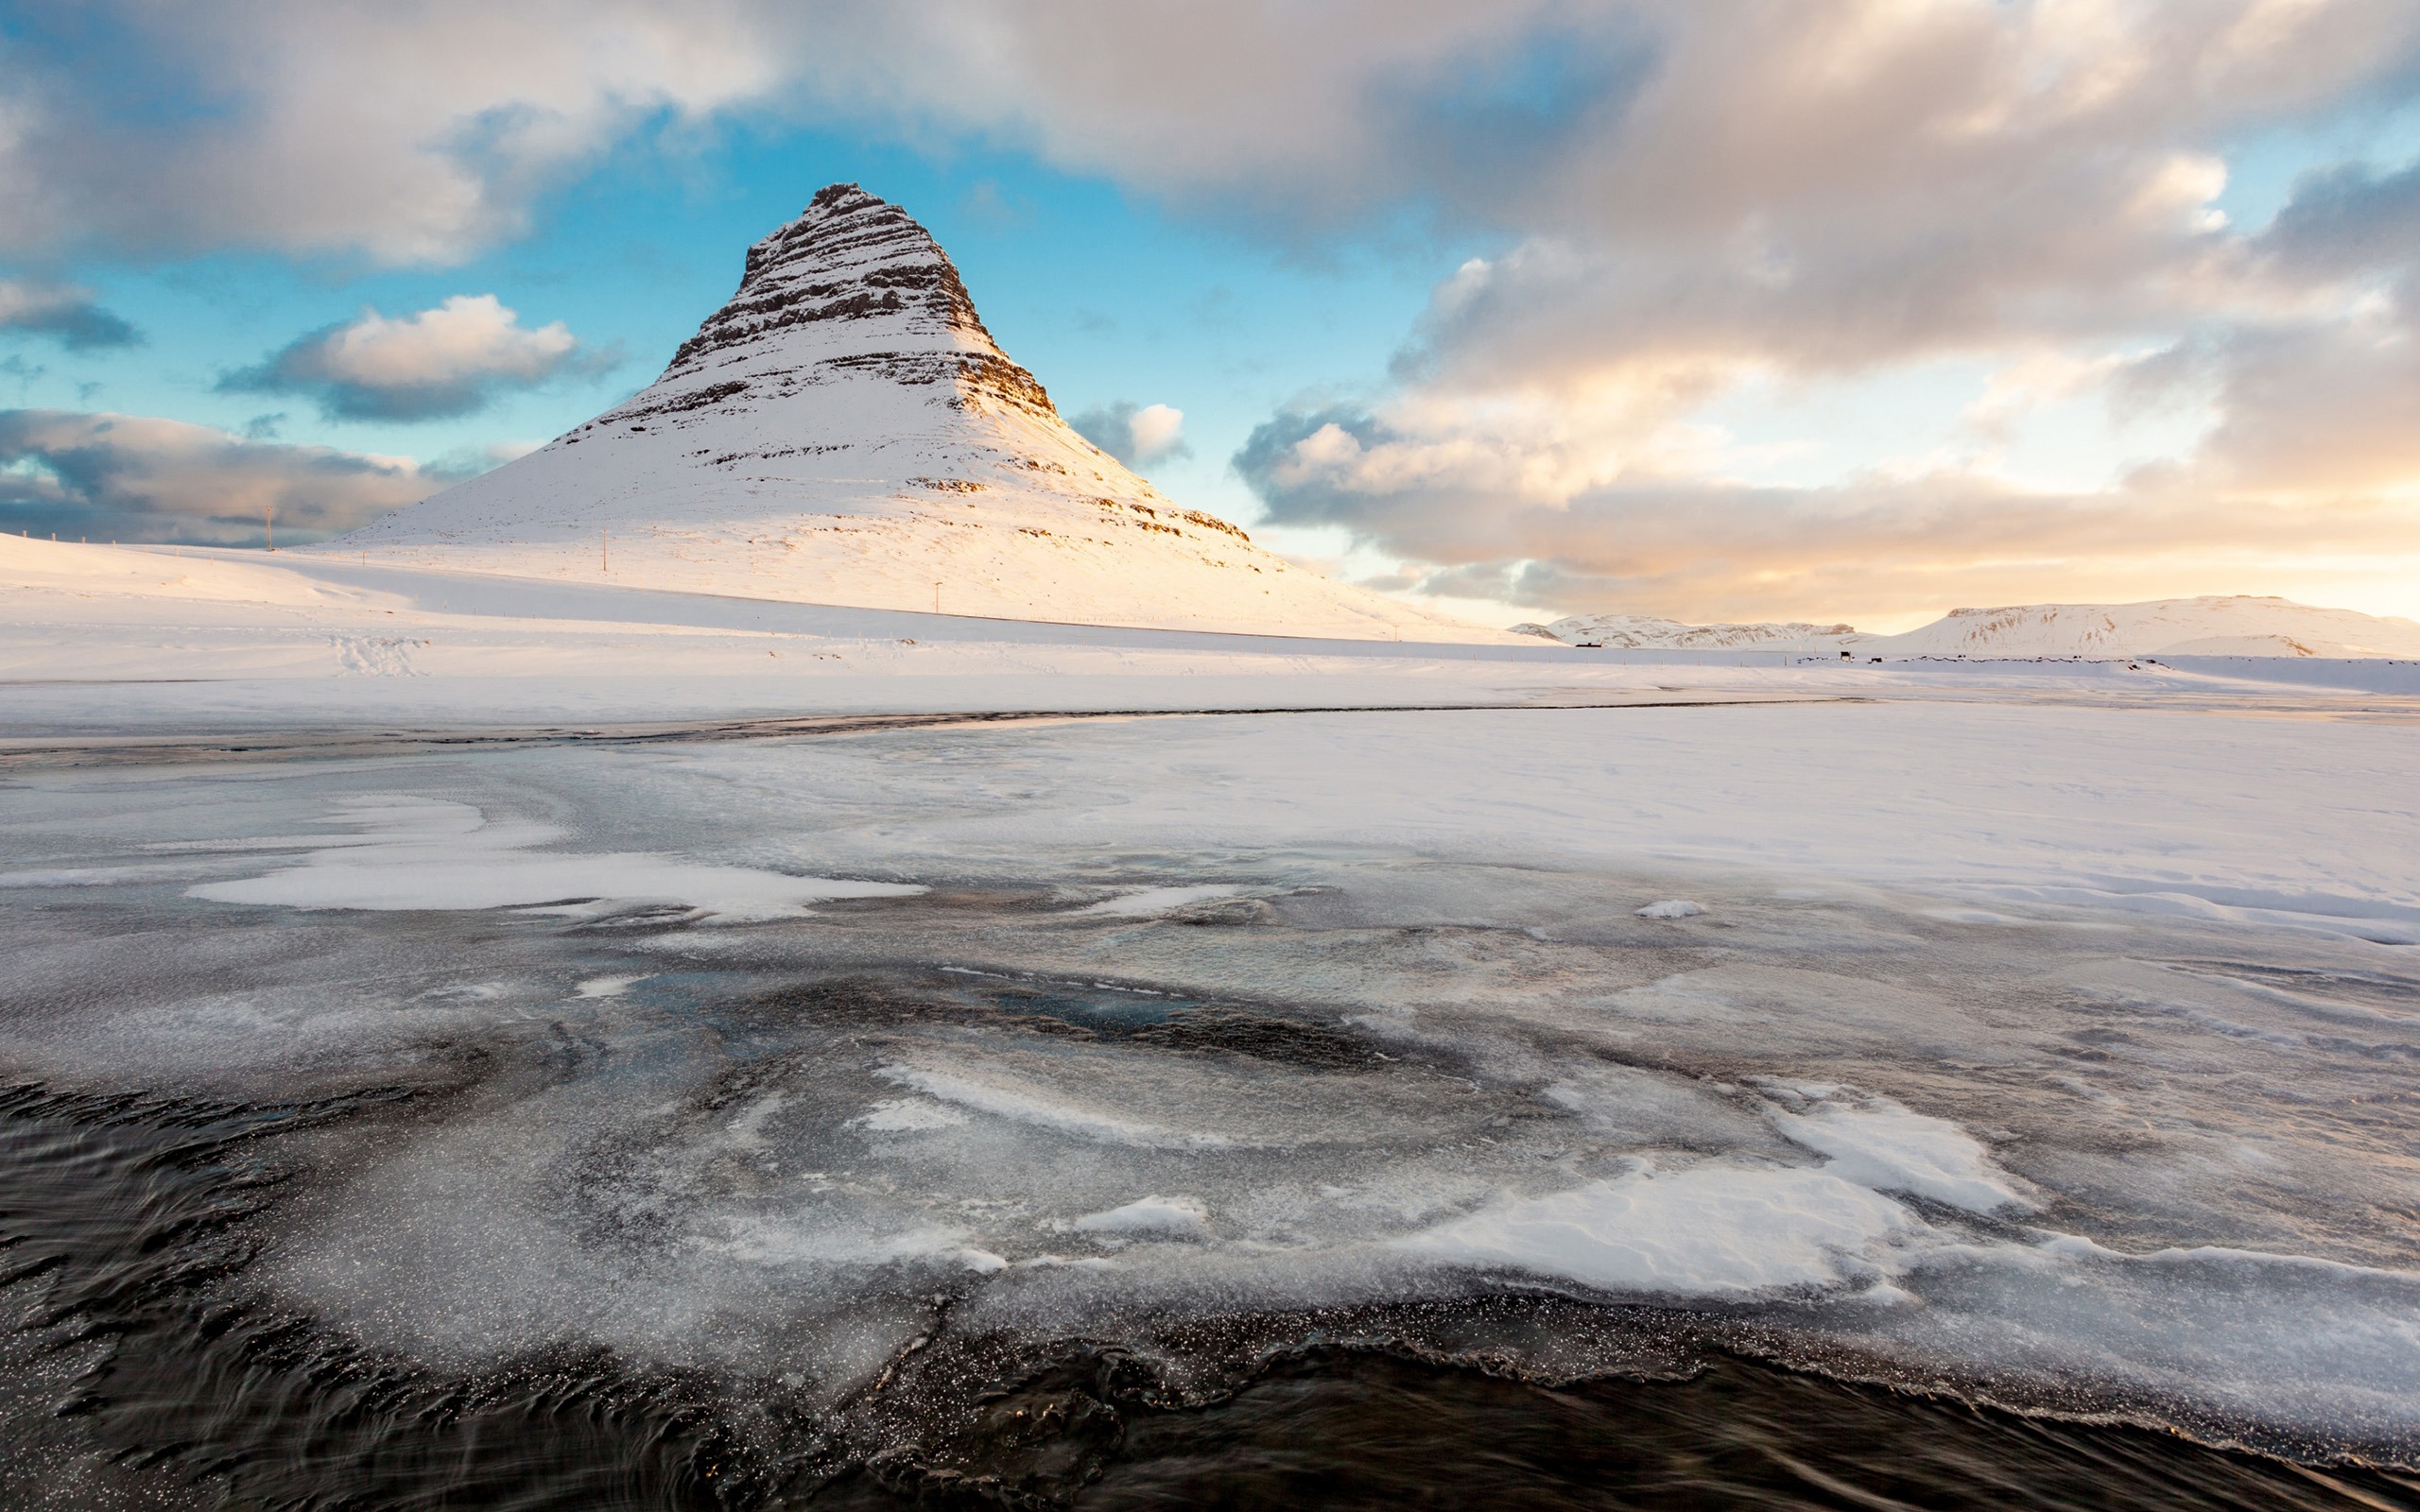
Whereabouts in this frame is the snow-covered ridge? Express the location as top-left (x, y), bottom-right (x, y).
top-left (1866, 595), bottom-right (2420, 660)
top-left (1521, 596), bottom-right (2420, 660)
top-left (335, 185), bottom-right (1502, 643)
top-left (1512, 612), bottom-right (1855, 650)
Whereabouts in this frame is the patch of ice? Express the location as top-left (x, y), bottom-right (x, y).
top-left (692, 1215), bottom-right (976, 1270)
top-left (1074, 1195), bottom-right (1211, 1238)
top-left (424, 981), bottom-right (510, 1002)
top-left (572, 974), bottom-right (648, 998)
top-left (874, 1064), bottom-right (1233, 1150)
top-left (1636, 900), bottom-right (1704, 919)
top-left (724, 1092), bottom-right (787, 1151)
top-left (1866, 1233), bottom-right (2420, 1444)
top-left (1396, 1161), bottom-right (1926, 1299)
top-left (1077, 885), bottom-right (1247, 917)
top-left (854, 1097), bottom-right (972, 1133)
top-left (186, 796), bottom-right (923, 921)
top-left (1760, 1084), bottom-right (2033, 1214)
top-left (0, 863), bottom-right (215, 887)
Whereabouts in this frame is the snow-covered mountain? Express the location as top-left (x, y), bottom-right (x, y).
top-left (1861, 596), bottom-right (2420, 659)
top-left (1518, 596), bottom-right (2420, 659)
top-left (1511, 613), bottom-right (1857, 649)
top-left (335, 185), bottom-right (1496, 642)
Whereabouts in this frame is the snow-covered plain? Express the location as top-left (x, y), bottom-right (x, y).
top-left (10, 534), bottom-right (2420, 745)
top-left (4, 533), bottom-right (2419, 1469)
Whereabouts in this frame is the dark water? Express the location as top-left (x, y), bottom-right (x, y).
top-left (3, 1087), bottom-right (2411, 1512)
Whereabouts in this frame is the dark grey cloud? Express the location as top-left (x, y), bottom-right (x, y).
top-left (0, 279), bottom-right (142, 351)
top-left (0, 409), bottom-right (438, 544)
top-left (0, 3), bottom-right (791, 264)
top-left (2259, 157), bottom-right (2420, 280)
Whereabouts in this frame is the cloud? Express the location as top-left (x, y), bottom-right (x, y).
top-left (0, 2), bottom-right (793, 265)
top-left (7, 4), bottom-right (2414, 303)
top-left (1070, 400), bottom-right (1189, 466)
top-left (1203, 4), bottom-right (2420, 622)
top-left (0, 409), bottom-right (438, 543)
top-left (0, 278), bottom-right (141, 350)
top-left (0, 2), bottom-right (1581, 262)
top-left (2150, 281), bottom-right (2420, 497)
top-left (1235, 295), bottom-right (2420, 624)
top-left (219, 295), bottom-right (595, 421)
top-left (2259, 158), bottom-right (2420, 282)
top-left (12, 2), bottom-right (2420, 618)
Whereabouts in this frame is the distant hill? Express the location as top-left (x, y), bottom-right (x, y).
top-left (1509, 613), bottom-right (1856, 650)
top-left (1860, 596), bottom-right (2420, 659)
top-left (1515, 596), bottom-right (2420, 659)
top-left (334, 185), bottom-right (1501, 643)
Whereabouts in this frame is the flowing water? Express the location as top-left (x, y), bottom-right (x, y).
top-left (2, 716), bottom-right (2416, 1507)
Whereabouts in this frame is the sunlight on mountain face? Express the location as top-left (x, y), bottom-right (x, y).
top-left (336, 187), bottom-right (1488, 641)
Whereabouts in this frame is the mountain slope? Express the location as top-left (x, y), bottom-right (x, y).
top-left (1516, 596), bottom-right (2420, 659)
top-left (335, 184), bottom-right (1497, 642)
top-left (1862, 596), bottom-right (2420, 659)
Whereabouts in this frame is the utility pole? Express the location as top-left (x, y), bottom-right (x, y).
top-left (265, 506), bottom-right (273, 551)
top-left (934, 579), bottom-right (942, 614)
top-left (601, 526), bottom-right (609, 575)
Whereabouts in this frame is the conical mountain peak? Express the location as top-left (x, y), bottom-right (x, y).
top-left (337, 187), bottom-right (1494, 641)
top-left (653, 184), bottom-right (1053, 420)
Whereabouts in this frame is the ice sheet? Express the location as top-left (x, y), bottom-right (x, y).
top-left (1759, 1083), bottom-right (2035, 1214)
top-left (1075, 1196), bottom-right (1212, 1238)
top-left (184, 795), bottom-right (923, 919)
top-left (1396, 1161), bottom-right (1926, 1298)
top-left (3, 690), bottom-right (2416, 1461)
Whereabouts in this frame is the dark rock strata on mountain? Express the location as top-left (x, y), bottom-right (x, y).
top-left (652, 182), bottom-right (1055, 421)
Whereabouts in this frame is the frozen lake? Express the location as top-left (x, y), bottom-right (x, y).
top-left (3, 698), bottom-right (2417, 1505)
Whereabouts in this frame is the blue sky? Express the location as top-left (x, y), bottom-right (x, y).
top-left (18, 126), bottom-right (1467, 522)
top-left (5, 3), bottom-right (2420, 629)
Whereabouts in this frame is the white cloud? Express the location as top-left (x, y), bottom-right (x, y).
top-left (1070, 398), bottom-right (1191, 467)
top-left (0, 409), bottom-right (439, 543)
top-left (1125, 403), bottom-right (1186, 463)
top-left (221, 296), bottom-right (595, 421)
top-left (1962, 351), bottom-right (2133, 441)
